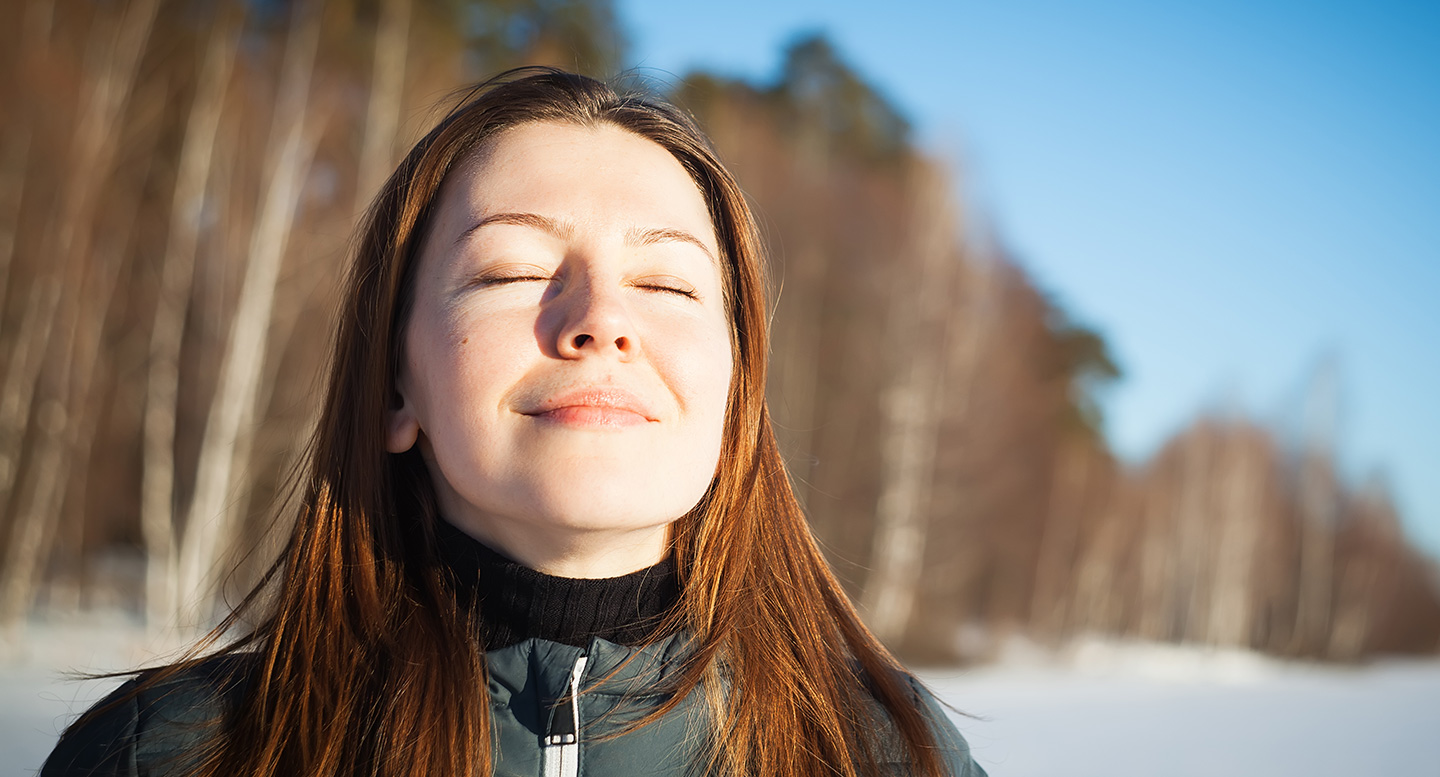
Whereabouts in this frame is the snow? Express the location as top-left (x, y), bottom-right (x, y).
top-left (5, 619), bottom-right (1439, 777)
top-left (1, 611), bottom-right (185, 777)
top-left (920, 637), bottom-right (1440, 777)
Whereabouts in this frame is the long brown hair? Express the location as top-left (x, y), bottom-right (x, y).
top-left (152, 68), bottom-right (950, 777)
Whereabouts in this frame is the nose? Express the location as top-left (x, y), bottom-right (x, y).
top-left (549, 277), bottom-right (637, 361)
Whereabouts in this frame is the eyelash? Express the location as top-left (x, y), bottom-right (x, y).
top-left (482, 274), bottom-right (549, 285)
top-left (636, 281), bottom-right (698, 299)
top-left (478, 274), bottom-right (698, 300)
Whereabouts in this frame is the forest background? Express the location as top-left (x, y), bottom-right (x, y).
top-left (0, 0), bottom-right (1436, 664)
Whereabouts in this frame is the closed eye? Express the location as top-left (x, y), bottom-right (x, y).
top-left (468, 265), bottom-right (554, 289)
top-left (484, 274), bottom-right (550, 285)
top-left (633, 276), bottom-right (699, 299)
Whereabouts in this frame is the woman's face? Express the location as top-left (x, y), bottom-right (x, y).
top-left (389, 121), bottom-right (733, 574)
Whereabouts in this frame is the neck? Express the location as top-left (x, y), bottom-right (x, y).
top-left (434, 517), bottom-right (680, 649)
top-left (441, 513), bottom-right (670, 579)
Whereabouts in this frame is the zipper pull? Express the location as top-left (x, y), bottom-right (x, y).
top-left (545, 653), bottom-right (589, 745)
top-left (542, 653), bottom-right (589, 777)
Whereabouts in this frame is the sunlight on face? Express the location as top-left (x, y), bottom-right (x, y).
top-left (389, 122), bottom-right (733, 577)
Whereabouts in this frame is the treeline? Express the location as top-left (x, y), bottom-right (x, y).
top-left (0, 0), bottom-right (618, 634)
top-left (0, 0), bottom-right (1435, 661)
top-left (684, 39), bottom-right (1440, 661)
top-left (682, 40), bottom-right (1440, 662)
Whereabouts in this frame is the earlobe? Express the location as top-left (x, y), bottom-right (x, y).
top-left (386, 391), bottom-right (421, 453)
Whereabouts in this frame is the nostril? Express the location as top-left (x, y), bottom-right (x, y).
top-left (614, 335), bottom-right (629, 350)
top-left (572, 333), bottom-right (593, 349)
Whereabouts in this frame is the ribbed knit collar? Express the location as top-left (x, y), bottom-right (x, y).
top-left (434, 517), bottom-right (680, 650)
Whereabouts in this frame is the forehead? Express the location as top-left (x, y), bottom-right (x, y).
top-left (431, 121), bottom-right (717, 247)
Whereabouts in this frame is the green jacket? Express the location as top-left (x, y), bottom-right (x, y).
top-left (42, 635), bottom-right (986, 776)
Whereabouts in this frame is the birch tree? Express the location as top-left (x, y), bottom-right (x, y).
top-left (0, 0), bottom-right (55, 328)
top-left (1205, 426), bottom-right (1265, 647)
top-left (1290, 359), bottom-right (1341, 654)
top-left (1328, 476), bottom-right (1399, 659)
top-left (355, 0), bottom-right (411, 213)
top-left (141, 1), bottom-right (244, 632)
top-left (1029, 440), bottom-right (1093, 639)
top-left (0, 0), bottom-right (160, 630)
top-left (175, 0), bottom-right (325, 628)
top-left (860, 166), bottom-right (960, 644)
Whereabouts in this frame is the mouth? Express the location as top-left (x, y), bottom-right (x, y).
top-left (522, 387), bottom-right (657, 428)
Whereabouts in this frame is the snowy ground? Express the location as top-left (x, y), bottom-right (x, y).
top-left (2, 612), bottom-right (162, 776)
top-left (920, 637), bottom-right (1440, 777)
top-left (5, 616), bottom-right (1439, 777)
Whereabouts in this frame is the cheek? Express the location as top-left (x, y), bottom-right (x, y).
top-left (679, 329), bottom-right (735, 457)
top-left (659, 315), bottom-right (733, 405)
top-left (426, 306), bottom-right (531, 390)
top-left (405, 319), bottom-right (487, 438)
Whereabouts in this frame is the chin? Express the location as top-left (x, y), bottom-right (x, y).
top-left (509, 451), bottom-right (716, 523)
top-left (526, 478), bottom-right (706, 532)
top-left (432, 453), bottom-right (718, 541)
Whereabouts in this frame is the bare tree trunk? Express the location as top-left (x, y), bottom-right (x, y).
top-left (224, 238), bottom-right (327, 560)
top-left (0, 393), bottom-right (73, 626)
top-left (1292, 451), bottom-right (1337, 654)
top-left (214, 0), bottom-right (408, 561)
top-left (0, 230), bottom-right (63, 533)
top-left (33, 177), bottom-right (144, 615)
top-left (1, 166), bottom-right (142, 624)
top-left (1072, 481), bottom-right (1128, 633)
top-left (928, 247), bottom-right (999, 628)
top-left (175, 1), bottom-right (325, 629)
top-left (1175, 426), bottom-right (1216, 642)
top-left (1206, 429), bottom-right (1261, 647)
top-left (1136, 468), bottom-right (1173, 641)
top-left (0, 125), bottom-right (30, 328)
top-left (768, 244), bottom-right (826, 501)
top-left (0, 0), bottom-right (159, 630)
top-left (141, 1), bottom-right (243, 634)
top-left (1328, 478), bottom-right (1398, 659)
top-left (861, 167), bottom-right (961, 645)
top-left (354, 0), bottom-right (410, 213)
top-left (0, 0), bottom-right (53, 326)
top-left (1290, 359), bottom-right (1340, 655)
top-left (1030, 441), bottom-right (1091, 639)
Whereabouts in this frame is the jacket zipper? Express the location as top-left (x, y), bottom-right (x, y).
top-left (542, 653), bottom-right (589, 777)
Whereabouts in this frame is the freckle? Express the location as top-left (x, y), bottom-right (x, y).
top-left (461, 337), bottom-right (469, 345)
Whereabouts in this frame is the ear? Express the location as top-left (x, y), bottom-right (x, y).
top-left (386, 386), bottom-right (421, 453)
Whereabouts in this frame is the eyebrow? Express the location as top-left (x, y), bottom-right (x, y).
top-left (455, 211), bottom-right (716, 264)
top-left (625, 225), bottom-right (717, 264)
top-left (454, 212), bottom-right (572, 245)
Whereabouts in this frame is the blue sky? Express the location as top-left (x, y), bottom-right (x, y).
top-left (618, 0), bottom-right (1440, 556)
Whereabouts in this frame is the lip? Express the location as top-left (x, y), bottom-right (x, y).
top-left (522, 387), bottom-right (658, 428)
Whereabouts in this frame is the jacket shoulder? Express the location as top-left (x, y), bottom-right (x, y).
top-left (40, 655), bottom-right (250, 777)
top-left (909, 677), bottom-right (988, 777)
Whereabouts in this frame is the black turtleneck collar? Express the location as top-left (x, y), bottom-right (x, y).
top-left (434, 517), bottom-right (680, 650)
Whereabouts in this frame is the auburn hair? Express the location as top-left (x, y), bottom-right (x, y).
top-left (139, 68), bottom-right (950, 777)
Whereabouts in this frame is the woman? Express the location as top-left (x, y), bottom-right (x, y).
top-left (42, 69), bottom-right (985, 777)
